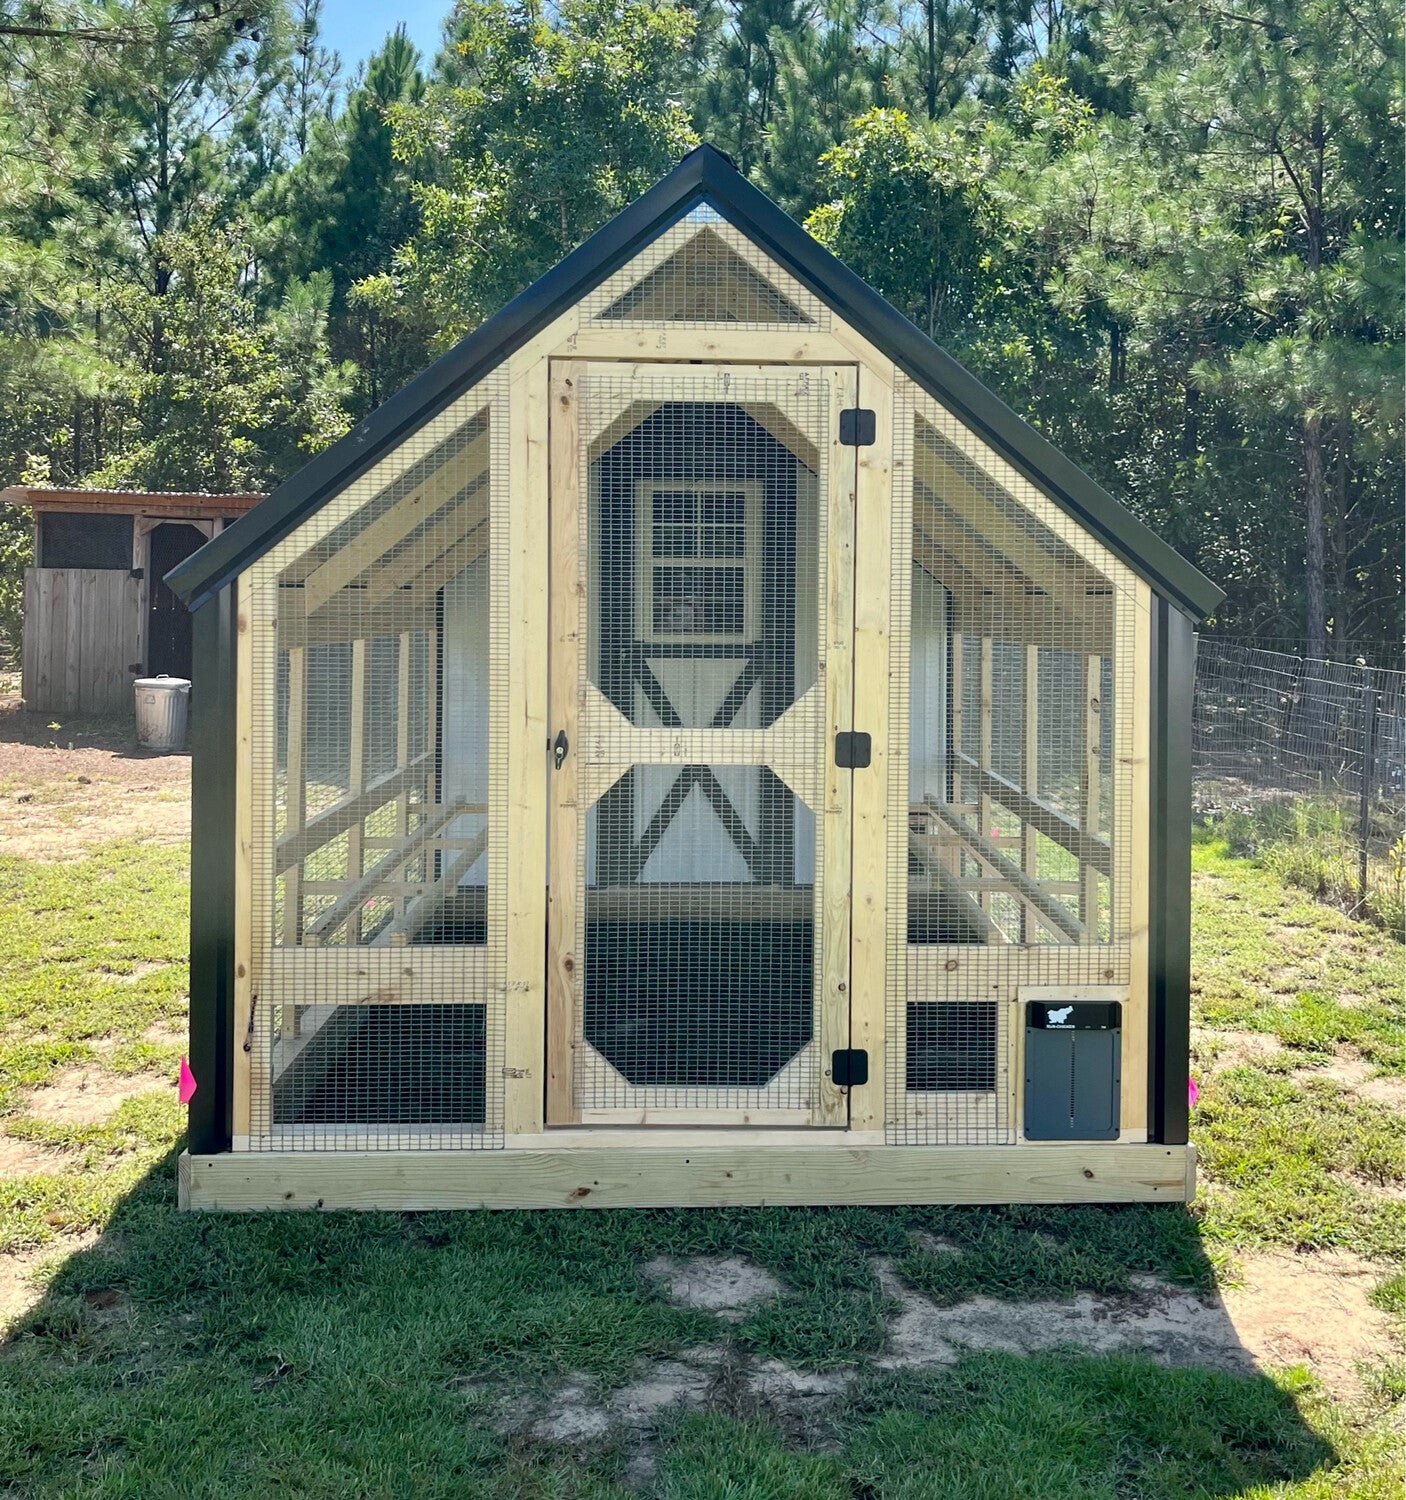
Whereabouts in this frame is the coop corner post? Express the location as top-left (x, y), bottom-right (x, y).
top-left (1149, 597), bottom-right (1195, 1148)
top-left (185, 585), bottom-right (239, 1166)
top-left (544, 357), bottom-right (583, 1127)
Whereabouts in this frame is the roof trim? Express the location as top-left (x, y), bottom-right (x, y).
top-left (4, 484), bottom-right (263, 516)
top-left (168, 144), bottom-right (1222, 619)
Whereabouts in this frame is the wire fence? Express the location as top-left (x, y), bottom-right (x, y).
top-left (1193, 638), bottom-right (1404, 923)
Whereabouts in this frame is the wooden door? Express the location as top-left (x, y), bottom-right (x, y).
top-left (546, 360), bottom-right (859, 1126)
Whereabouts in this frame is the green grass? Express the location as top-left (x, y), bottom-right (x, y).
top-left (0, 832), bottom-right (1401, 1495)
top-left (1191, 833), bottom-right (1403, 1072)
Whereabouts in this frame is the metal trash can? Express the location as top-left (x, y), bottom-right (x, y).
top-left (134, 675), bottom-right (191, 751)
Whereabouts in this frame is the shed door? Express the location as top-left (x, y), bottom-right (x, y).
top-left (547, 361), bottom-right (858, 1126)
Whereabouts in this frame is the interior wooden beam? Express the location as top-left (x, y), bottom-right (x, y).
top-left (275, 753), bottom-right (434, 873)
top-left (952, 750), bottom-right (1112, 878)
top-left (913, 425), bottom-right (1104, 619)
top-left (908, 831), bottom-right (1002, 943)
top-left (377, 827), bottom-right (489, 945)
top-left (303, 801), bottom-right (470, 944)
top-left (296, 425), bottom-right (489, 609)
top-left (925, 797), bottom-right (1086, 943)
top-left (357, 486), bottom-right (489, 607)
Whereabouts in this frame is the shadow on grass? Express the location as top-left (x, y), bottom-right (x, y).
top-left (1, 1149), bottom-right (1339, 1498)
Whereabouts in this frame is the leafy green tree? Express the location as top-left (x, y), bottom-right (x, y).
top-left (85, 216), bottom-right (350, 492)
top-left (806, 107), bottom-right (984, 339)
top-left (996, 4), bottom-right (1405, 652)
top-left (265, 25), bottom-right (427, 410)
top-left (390, 0), bottom-right (698, 348)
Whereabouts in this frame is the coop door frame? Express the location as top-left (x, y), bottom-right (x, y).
top-left (546, 359), bottom-right (859, 1127)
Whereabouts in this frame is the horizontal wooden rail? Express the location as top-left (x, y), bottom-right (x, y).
top-left (275, 752), bottom-right (434, 873)
top-left (304, 802), bottom-right (471, 944)
top-left (377, 827), bottom-right (489, 945)
top-left (952, 750), bottom-right (1111, 877)
top-left (907, 832), bottom-right (1002, 943)
top-left (925, 798), bottom-right (1086, 943)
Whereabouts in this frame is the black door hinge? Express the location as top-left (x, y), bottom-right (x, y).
top-left (831, 1049), bottom-right (868, 1087)
top-left (839, 408), bottom-right (876, 446)
top-left (835, 731), bottom-right (871, 769)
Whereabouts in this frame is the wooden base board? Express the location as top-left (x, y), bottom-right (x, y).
top-left (180, 1143), bottom-right (1195, 1211)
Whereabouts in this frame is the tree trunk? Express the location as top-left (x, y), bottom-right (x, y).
top-left (1303, 410), bottom-right (1327, 658)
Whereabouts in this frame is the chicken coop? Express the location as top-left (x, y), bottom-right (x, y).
top-left (171, 146), bottom-right (1221, 1212)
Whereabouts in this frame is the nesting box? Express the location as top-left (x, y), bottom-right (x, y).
top-left (170, 147), bottom-right (1221, 1211)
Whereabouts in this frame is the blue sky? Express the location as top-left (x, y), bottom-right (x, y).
top-left (316, 0), bottom-right (450, 78)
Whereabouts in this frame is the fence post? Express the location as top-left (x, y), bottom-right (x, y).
top-left (1279, 652), bottom-right (1305, 769)
top-left (1357, 670), bottom-right (1379, 905)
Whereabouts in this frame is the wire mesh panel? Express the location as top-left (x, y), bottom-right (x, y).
top-left (242, 376), bottom-right (510, 1149)
top-left (584, 206), bottom-right (829, 329)
top-left (1193, 639), bottom-right (1404, 918)
top-left (886, 377), bottom-right (1143, 1145)
top-left (551, 365), bottom-right (850, 1124)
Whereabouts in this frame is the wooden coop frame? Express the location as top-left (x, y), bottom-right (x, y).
top-left (170, 147), bottom-right (1221, 1212)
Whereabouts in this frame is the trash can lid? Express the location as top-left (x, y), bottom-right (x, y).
top-left (134, 675), bottom-right (192, 691)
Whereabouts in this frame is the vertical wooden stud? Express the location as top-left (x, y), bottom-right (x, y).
top-left (346, 639), bottom-right (368, 943)
top-left (1081, 653), bottom-right (1103, 931)
top-left (545, 360), bottom-right (583, 1126)
top-left (1120, 583), bottom-right (1152, 1139)
top-left (817, 366), bottom-right (857, 1126)
top-left (501, 358), bottom-right (551, 1136)
top-left (232, 573), bottom-right (254, 1146)
top-left (282, 645), bottom-right (307, 962)
top-left (847, 362), bottom-right (894, 1134)
top-left (977, 635), bottom-right (993, 916)
top-left (1020, 643), bottom-right (1039, 943)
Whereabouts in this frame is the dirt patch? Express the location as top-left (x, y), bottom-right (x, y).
top-left (21, 1066), bottom-right (172, 1125)
top-left (0, 704), bottom-right (190, 859)
top-left (141, 1023), bottom-right (187, 1050)
top-left (0, 1233), bottom-right (99, 1331)
top-left (908, 1229), bottom-right (963, 1258)
top-left (644, 1255), bottom-right (783, 1321)
top-left (873, 1258), bottom-right (1256, 1377)
top-left (0, 777), bottom-right (189, 860)
top-left (874, 1255), bottom-right (1389, 1401)
top-left (1293, 1055), bottom-right (1404, 1110)
top-left (1222, 1251), bottom-right (1394, 1398)
top-left (1197, 1029), bottom-right (1285, 1071)
top-left (0, 1134), bottom-right (70, 1177)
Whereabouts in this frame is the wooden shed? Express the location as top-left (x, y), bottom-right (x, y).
top-left (5, 487), bottom-right (262, 713)
top-left (168, 147), bottom-right (1222, 1212)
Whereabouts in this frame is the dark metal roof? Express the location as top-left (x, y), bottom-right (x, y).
top-left (168, 143), bottom-right (1222, 618)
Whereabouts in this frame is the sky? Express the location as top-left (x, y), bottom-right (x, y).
top-left (315, 0), bottom-right (449, 78)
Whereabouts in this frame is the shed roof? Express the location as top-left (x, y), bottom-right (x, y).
top-left (4, 485), bottom-right (263, 519)
top-left (167, 144), bottom-right (1222, 619)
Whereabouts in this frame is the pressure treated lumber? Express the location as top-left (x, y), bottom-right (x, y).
top-left (181, 1143), bottom-right (1196, 1210)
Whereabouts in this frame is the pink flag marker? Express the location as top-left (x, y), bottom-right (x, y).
top-left (178, 1056), bottom-right (197, 1104)
top-left (1187, 1075), bottom-right (1199, 1108)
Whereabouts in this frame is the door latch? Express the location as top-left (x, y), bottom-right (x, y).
top-left (553, 729), bottom-right (569, 770)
